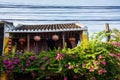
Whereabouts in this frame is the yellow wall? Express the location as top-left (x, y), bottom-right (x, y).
top-left (82, 30), bottom-right (88, 48)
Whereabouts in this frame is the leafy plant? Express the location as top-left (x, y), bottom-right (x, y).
top-left (0, 30), bottom-right (120, 80)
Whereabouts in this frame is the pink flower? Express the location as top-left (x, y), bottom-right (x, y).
top-left (82, 64), bottom-right (86, 68)
top-left (117, 53), bottom-right (120, 57)
top-left (110, 53), bottom-right (115, 57)
top-left (93, 61), bottom-right (99, 65)
top-left (56, 53), bottom-right (62, 61)
top-left (98, 68), bottom-right (107, 75)
top-left (101, 61), bottom-right (106, 66)
top-left (56, 56), bottom-right (61, 61)
top-left (56, 52), bottom-right (60, 54)
top-left (40, 65), bottom-right (45, 70)
top-left (89, 67), bottom-right (94, 72)
top-left (68, 65), bottom-right (73, 69)
top-left (98, 55), bottom-right (103, 60)
top-left (112, 42), bottom-right (120, 47)
top-left (102, 69), bottom-right (107, 73)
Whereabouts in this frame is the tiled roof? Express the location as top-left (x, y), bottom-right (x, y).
top-left (7, 23), bottom-right (87, 33)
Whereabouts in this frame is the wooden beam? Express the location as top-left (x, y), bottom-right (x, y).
top-left (105, 23), bottom-right (110, 42)
top-left (62, 32), bottom-right (65, 48)
top-left (27, 34), bottom-right (30, 51)
top-left (79, 31), bottom-right (82, 44)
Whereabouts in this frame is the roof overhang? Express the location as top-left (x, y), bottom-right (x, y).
top-left (5, 23), bottom-right (87, 33)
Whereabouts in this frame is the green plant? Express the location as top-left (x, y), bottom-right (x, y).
top-left (0, 30), bottom-right (120, 80)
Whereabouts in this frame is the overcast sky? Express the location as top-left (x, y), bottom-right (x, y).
top-left (0, 0), bottom-right (120, 6)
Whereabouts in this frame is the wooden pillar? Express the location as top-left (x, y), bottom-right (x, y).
top-left (105, 23), bottom-right (110, 42)
top-left (62, 32), bottom-right (65, 48)
top-left (79, 31), bottom-right (82, 44)
top-left (27, 34), bottom-right (30, 51)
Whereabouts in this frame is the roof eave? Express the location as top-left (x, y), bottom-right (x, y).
top-left (5, 28), bottom-right (87, 33)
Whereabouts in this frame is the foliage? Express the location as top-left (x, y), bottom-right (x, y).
top-left (0, 30), bottom-right (120, 80)
top-left (111, 28), bottom-right (120, 42)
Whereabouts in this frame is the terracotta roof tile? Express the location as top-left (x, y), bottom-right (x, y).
top-left (8, 23), bottom-right (86, 33)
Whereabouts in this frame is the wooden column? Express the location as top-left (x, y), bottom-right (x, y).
top-left (62, 32), bottom-right (65, 48)
top-left (27, 34), bottom-right (30, 51)
top-left (105, 23), bottom-right (110, 42)
top-left (79, 31), bottom-right (82, 44)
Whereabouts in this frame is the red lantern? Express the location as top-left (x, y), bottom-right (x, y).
top-left (69, 37), bottom-right (75, 42)
top-left (19, 38), bottom-right (26, 45)
top-left (34, 36), bottom-right (41, 42)
top-left (52, 35), bottom-right (59, 41)
top-left (9, 36), bottom-right (12, 39)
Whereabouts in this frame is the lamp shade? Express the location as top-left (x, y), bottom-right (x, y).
top-left (34, 36), bottom-right (41, 41)
top-left (52, 35), bottom-right (59, 41)
top-left (19, 38), bottom-right (26, 45)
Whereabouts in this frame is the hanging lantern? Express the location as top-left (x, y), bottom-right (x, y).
top-left (19, 38), bottom-right (26, 45)
top-left (34, 36), bottom-right (41, 42)
top-left (9, 36), bottom-right (12, 39)
top-left (69, 37), bottom-right (75, 42)
top-left (52, 34), bottom-right (59, 41)
top-left (8, 36), bottom-right (13, 51)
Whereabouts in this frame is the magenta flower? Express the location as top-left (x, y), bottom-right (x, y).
top-left (29, 56), bottom-right (36, 60)
top-left (101, 61), bottom-right (106, 66)
top-left (25, 64), bottom-right (29, 67)
top-left (64, 77), bottom-right (67, 80)
top-left (117, 53), bottom-right (120, 57)
top-left (5, 70), bottom-right (11, 74)
top-left (73, 75), bottom-right (78, 79)
top-left (61, 54), bottom-right (65, 57)
top-left (3, 59), bottom-right (9, 65)
top-left (13, 58), bottom-right (20, 64)
top-left (10, 65), bottom-right (14, 69)
top-left (8, 61), bottom-right (13, 66)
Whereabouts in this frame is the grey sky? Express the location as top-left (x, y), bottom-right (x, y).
top-left (0, 0), bottom-right (120, 6)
